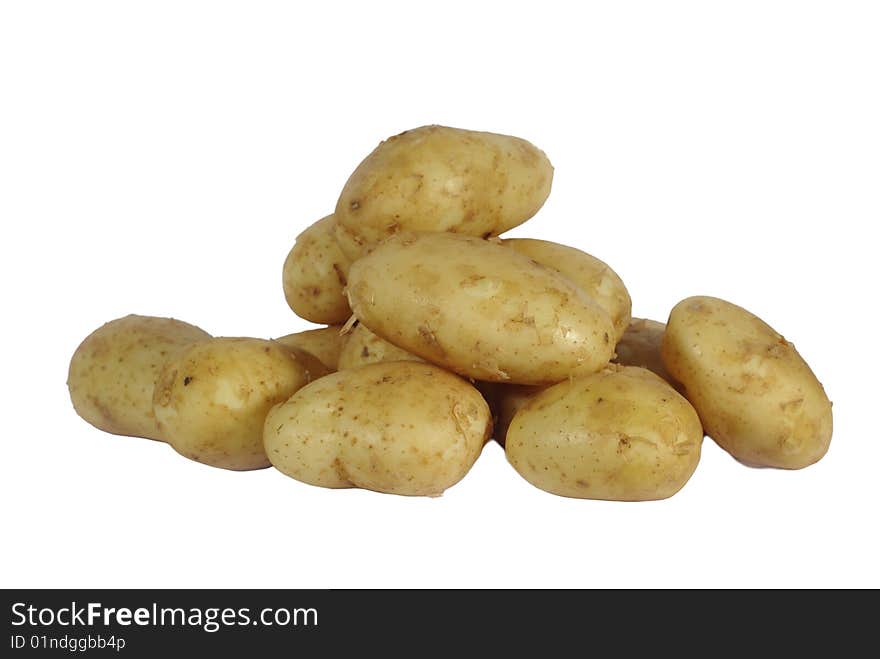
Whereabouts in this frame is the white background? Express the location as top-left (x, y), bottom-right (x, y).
top-left (2, 1), bottom-right (877, 588)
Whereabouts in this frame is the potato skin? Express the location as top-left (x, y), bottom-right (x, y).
top-left (275, 325), bottom-right (345, 371)
top-left (503, 238), bottom-right (631, 342)
top-left (334, 125), bottom-right (553, 260)
top-left (153, 338), bottom-right (327, 471)
top-left (67, 315), bottom-right (210, 441)
top-left (506, 365), bottom-right (703, 501)
top-left (491, 384), bottom-right (544, 447)
top-left (264, 362), bottom-right (491, 496)
top-left (347, 232), bottom-right (615, 385)
top-left (282, 215), bottom-right (352, 324)
top-left (661, 296), bottom-right (833, 469)
top-left (337, 322), bottom-right (423, 370)
top-left (614, 318), bottom-right (678, 387)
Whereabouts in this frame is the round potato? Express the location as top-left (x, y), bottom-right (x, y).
top-left (264, 362), bottom-right (491, 496)
top-left (68, 315), bottom-right (210, 441)
top-left (275, 325), bottom-right (346, 371)
top-left (153, 338), bottom-right (328, 471)
top-left (334, 125), bottom-right (553, 260)
top-left (614, 318), bottom-right (678, 387)
top-left (347, 232), bottom-right (615, 385)
top-left (282, 215), bottom-right (352, 324)
top-left (337, 322), bottom-right (423, 370)
top-left (503, 238), bottom-right (631, 341)
top-left (506, 365), bottom-right (703, 501)
top-left (661, 296), bottom-right (833, 469)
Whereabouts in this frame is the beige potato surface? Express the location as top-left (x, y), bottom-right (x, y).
top-left (614, 318), bottom-right (677, 387)
top-left (506, 365), bottom-right (703, 501)
top-left (347, 232), bottom-right (615, 385)
top-left (153, 338), bottom-right (328, 471)
top-left (282, 215), bottom-right (352, 324)
top-left (276, 325), bottom-right (346, 371)
top-left (68, 315), bottom-right (211, 441)
top-left (661, 296), bottom-right (833, 469)
top-left (264, 362), bottom-right (491, 496)
top-left (337, 322), bottom-right (423, 370)
top-left (334, 125), bottom-right (553, 260)
top-left (503, 238), bottom-right (631, 341)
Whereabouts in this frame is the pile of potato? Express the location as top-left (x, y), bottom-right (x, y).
top-left (68, 125), bottom-right (834, 500)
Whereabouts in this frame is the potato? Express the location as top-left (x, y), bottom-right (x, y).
top-left (347, 232), bottom-right (615, 385)
top-left (503, 238), bottom-right (631, 341)
top-left (334, 125), bottom-right (553, 260)
top-left (282, 215), bottom-right (352, 324)
top-left (506, 365), bottom-right (703, 500)
top-left (337, 322), bottom-right (423, 370)
top-left (67, 315), bottom-right (210, 441)
top-left (275, 325), bottom-right (345, 371)
top-left (491, 383), bottom-right (544, 447)
top-left (153, 338), bottom-right (329, 471)
top-left (614, 318), bottom-right (678, 387)
top-left (661, 296), bottom-right (833, 469)
top-left (264, 362), bottom-right (491, 496)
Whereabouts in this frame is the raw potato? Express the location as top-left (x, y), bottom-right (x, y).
top-left (153, 338), bottom-right (329, 471)
top-left (503, 238), bottom-right (631, 342)
top-left (614, 318), bottom-right (677, 387)
top-left (67, 315), bottom-right (210, 441)
top-left (337, 322), bottom-right (423, 370)
top-left (506, 365), bottom-right (703, 501)
top-left (347, 232), bottom-right (616, 385)
top-left (264, 362), bottom-right (491, 496)
top-left (276, 325), bottom-right (346, 371)
top-left (661, 296), bottom-right (833, 469)
top-left (282, 215), bottom-right (352, 324)
top-left (491, 384), bottom-right (544, 447)
top-left (71, 122), bottom-right (839, 499)
top-left (334, 125), bottom-right (553, 260)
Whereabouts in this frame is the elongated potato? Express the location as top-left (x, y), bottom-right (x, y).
top-left (153, 338), bottom-right (328, 471)
top-left (264, 362), bottom-right (491, 496)
top-left (282, 215), bottom-right (352, 324)
top-left (275, 325), bottom-right (345, 371)
top-left (68, 315), bottom-right (210, 441)
top-left (506, 366), bottom-right (703, 500)
top-left (334, 125), bottom-right (553, 260)
top-left (337, 322), bottom-right (423, 370)
top-left (347, 233), bottom-right (615, 385)
top-left (503, 239), bottom-right (631, 341)
top-left (661, 296), bottom-right (832, 469)
top-left (614, 318), bottom-right (678, 387)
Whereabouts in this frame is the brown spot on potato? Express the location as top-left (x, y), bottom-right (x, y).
top-left (332, 263), bottom-right (348, 286)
